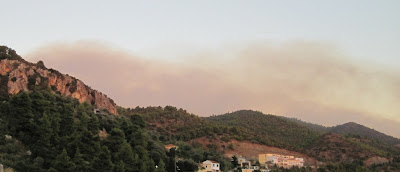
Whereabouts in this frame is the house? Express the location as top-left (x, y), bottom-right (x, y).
top-left (198, 160), bottom-right (220, 172)
top-left (238, 157), bottom-right (251, 168)
top-left (260, 170), bottom-right (270, 172)
top-left (164, 144), bottom-right (178, 151)
top-left (259, 153), bottom-right (304, 168)
top-left (250, 165), bottom-right (260, 170)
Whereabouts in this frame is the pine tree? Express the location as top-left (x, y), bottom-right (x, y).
top-left (79, 129), bottom-right (101, 160)
top-left (91, 146), bottom-right (114, 172)
top-left (54, 149), bottom-right (75, 172)
top-left (114, 160), bottom-right (125, 172)
top-left (73, 148), bottom-right (88, 171)
top-left (59, 104), bottom-right (75, 137)
top-left (132, 154), bottom-right (140, 171)
top-left (87, 115), bottom-right (99, 134)
top-left (49, 112), bottom-right (61, 145)
top-left (116, 142), bottom-right (135, 171)
top-left (7, 92), bottom-right (34, 141)
top-left (156, 159), bottom-right (166, 172)
top-left (148, 159), bottom-right (156, 172)
top-left (140, 161), bottom-right (148, 172)
top-left (107, 128), bottom-right (126, 153)
top-left (129, 128), bottom-right (148, 147)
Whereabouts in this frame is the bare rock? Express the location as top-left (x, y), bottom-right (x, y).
top-left (0, 59), bottom-right (118, 115)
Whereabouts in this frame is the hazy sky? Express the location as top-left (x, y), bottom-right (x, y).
top-left (1, 1), bottom-right (400, 137)
top-left (1, 0), bottom-right (400, 66)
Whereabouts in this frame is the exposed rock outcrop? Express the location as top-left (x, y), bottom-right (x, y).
top-left (0, 59), bottom-right (118, 115)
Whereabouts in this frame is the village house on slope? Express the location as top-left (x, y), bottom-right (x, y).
top-left (164, 144), bottom-right (178, 151)
top-left (238, 156), bottom-right (252, 168)
top-left (236, 157), bottom-right (263, 172)
top-left (259, 153), bottom-right (304, 169)
top-left (198, 160), bottom-right (220, 172)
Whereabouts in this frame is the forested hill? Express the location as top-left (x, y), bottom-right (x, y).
top-left (284, 117), bottom-right (400, 146)
top-left (330, 122), bottom-right (400, 146)
top-left (119, 108), bottom-right (320, 151)
top-left (283, 117), bottom-right (329, 133)
top-left (206, 110), bottom-right (322, 151)
top-left (1, 45), bottom-right (400, 171)
top-left (0, 90), bottom-right (172, 171)
top-left (120, 107), bottom-right (400, 162)
top-left (205, 110), bottom-right (400, 166)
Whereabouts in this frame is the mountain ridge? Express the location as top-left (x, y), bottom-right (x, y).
top-left (330, 122), bottom-right (400, 145)
top-left (2, 45), bottom-right (400, 171)
top-left (283, 116), bottom-right (400, 142)
top-left (0, 46), bottom-right (118, 115)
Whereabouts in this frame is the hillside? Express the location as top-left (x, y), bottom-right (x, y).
top-left (189, 137), bottom-right (320, 166)
top-left (0, 46), bottom-right (117, 115)
top-left (121, 107), bottom-right (400, 164)
top-left (330, 122), bottom-right (400, 146)
top-left (284, 117), bottom-right (329, 133)
top-left (307, 133), bottom-right (384, 163)
top-left (1, 45), bottom-right (400, 171)
top-left (120, 108), bottom-right (321, 151)
top-left (285, 117), bottom-right (400, 147)
top-left (205, 110), bottom-right (400, 166)
top-left (118, 106), bottom-right (233, 142)
top-left (0, 89), bottom-right (169, 171)
top-left (206, 110), bottom-right (322, 151)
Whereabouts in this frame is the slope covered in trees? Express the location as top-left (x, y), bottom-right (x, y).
top-left (0, 90), bottom-right (171, 171)
top-left (282, 116), bottom-right (400, 147)
top-left (1, 45), bottom-right (400, 171)
top-left (206, 110), bottom-right (400, 166)
top-left (206, 110), bottom-right (322, 151)
top-left (329, 122), bottom-right (400, 146)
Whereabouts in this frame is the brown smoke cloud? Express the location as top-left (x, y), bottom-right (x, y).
top-left (25, 40), bottom-right (400, 138)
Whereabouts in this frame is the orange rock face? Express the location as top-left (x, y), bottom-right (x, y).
top-left (0, 59), bottom-right (118, 115)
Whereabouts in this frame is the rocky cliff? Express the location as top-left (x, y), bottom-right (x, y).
top-left (0, 54), bottom-right (118, 115)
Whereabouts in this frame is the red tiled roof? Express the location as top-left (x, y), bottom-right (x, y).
top-left (165, 144), bottom-right (177, 147)
top-left (164, 144), bottom-right (178, 150)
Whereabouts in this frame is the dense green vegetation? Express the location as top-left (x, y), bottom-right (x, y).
top-left (207, 110), bottom-right (322, 151)
top-left (330, 122), bottom-right (400, 146)
top-left (119, 106), bottom-right (240, 143)
top-left (284, 117), bottom-right (329, 133)
top-left (120, 108), bottom-right (321, 151)
top-left (0, 90), bottom-right (233, 172)
top-left (0, 90), bottom-right (171, 171)
top-left (0, 46), bottom-right (23, 61)
top-left (286, 118), bottom-right (400, 146)
top-left (1, 46), bottom-right (400, 171)
top-left (120, 107), bottom-right (400, 170)
top-left (2, 90), bottom-right (399, 171)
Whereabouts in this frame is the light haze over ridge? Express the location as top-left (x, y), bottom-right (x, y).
top-left (1, 1), bottom-right (399, 137)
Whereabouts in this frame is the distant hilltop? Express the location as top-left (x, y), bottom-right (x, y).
top-left (0, 46), bottom-right (118, 115)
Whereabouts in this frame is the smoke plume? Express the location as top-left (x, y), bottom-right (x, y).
top-left (26, 40), bottom-right (400, 138)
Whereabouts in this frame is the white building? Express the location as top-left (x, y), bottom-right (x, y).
top-left (199, 160), bottom-right (220, 172)
top-left (238, 157), bottom-right (251, 168)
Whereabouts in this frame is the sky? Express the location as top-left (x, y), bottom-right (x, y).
top-left (1, 1), bottom-right (400, 137)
